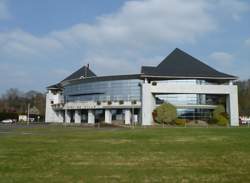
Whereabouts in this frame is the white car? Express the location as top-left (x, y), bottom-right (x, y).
top-left (1, 119), bottom-right (13, 124)
top-left (240, 117), bottom-right (250, 125)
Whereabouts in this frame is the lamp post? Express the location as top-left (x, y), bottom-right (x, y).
top-left (132, 100), bottom-right (136, 128)
top-left (27, 103), bottom-right (30, 125)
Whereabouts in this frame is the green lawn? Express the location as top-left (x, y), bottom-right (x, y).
top-left (1, 126), bottom-right (250, 183)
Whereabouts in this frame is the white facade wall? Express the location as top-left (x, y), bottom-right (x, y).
top-left (141, 82), bottom-right (155, 126)
top-left (124, 109), bottom-right (131, 125)
top-left (65, 110), bottom-right (71, 123)
top-left (56, 111), bottom-right (64, 123)
top-left (88, 110), bottom-right (95, 124)
top-left (45, 91), bottom-right (59, 122)
top-left (142, 82), bottom-right (239, 126)
top-left (46, 81), bottom-right (239, 127)
top-left (75, 110), bottom-right (81, 124)
top-left (64, 101), bottom-right (141, 110)
top-left (105, 109), bottom-right (112, 124)
top-left (45, 91), bottom-right (65, 123)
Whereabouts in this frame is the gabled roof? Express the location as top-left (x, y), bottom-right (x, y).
top-left (65, 74), bottom-right (141, 85)
top-left (141, 48), bottom-right (237, 80)
top-left (47, 49), bottom-right (238, 90)
top-left (47, 83), bottom-right (63, 90)
top-left (62, 66), bottom-right (97, 82)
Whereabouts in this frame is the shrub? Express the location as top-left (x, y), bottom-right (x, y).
top-left (212, 105), bottom-right (229, 126)
top-left (213, 105), bottom-right (225, 119)
top-left (216, 114), bottom-right (229, 126)
top-left (175, 119), bottom-right (186, 126)
top-left (153, 103), bottom-right (177, 124)
top-left (220, 112), bottom-right (229, 119)
top-left (208, 118), bottom-right (217, 124)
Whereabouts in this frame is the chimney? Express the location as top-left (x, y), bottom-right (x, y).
top-left (84, 65), bottom-right (87, 77)
top-left (84, 63), bottom-right (89, 77)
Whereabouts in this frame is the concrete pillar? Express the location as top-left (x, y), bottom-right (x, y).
top-left (57, 110), bottom-right (64, 123)
top-left (65, 110), bottom-right (71, 123)
top-left (141, 82), bottom-right (155, 125)
top-left (105, 109), bottom-right (112, 124)
top-left (227, 90), bottom-right (239, 126)
top-left (88, 110), bottom-right (95, 124)
top-left (138, 109), bottom-right (142, 125)
top-left (133, 114), bottom-right (138, 124)
top-left (226, 95), bottom-right (230, 115)
top-left (75, 110), bottom-right (81, 124)
top-left (124, 109), bottom-right (131, 125)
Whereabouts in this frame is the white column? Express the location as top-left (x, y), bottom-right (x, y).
top-left (124, 109), bottom-right (131, 125)
top-left (142, 82), bottom-right (155, 125)
top-left (226, 95), bottom-right (230, 115)
top-left (75, 110), bottom-right (81, 124)
top-left (88, 110), bottom-right (95, 124)
top-left (228, 89), bottom-right (239, 126)
top-left (57, 110), bottom-right (64, 123)
top-left (65, 110), bottom-right (71, 123)
top-left (133, 114), bottom-right (138, 123)
top-left (105, 109), bottom-right (112, 124)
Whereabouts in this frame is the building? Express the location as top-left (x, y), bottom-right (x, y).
top-left (45, 48), bottom-right (239, 126)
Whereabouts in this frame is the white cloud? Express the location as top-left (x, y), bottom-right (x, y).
top-left (210, 51), bottom-right (234, 63)
top-left (1, 0), bottom-right (248, 64)
top-left (0, 0), bottom-right (249, 59)
top-left (0, 0), bottom-right (10, 20)
top-left (0, 29), bottom-right (64, 59)
top-left (0, 0), bottom-right (220, 75)
top-left (51, 0), bottom-right (216, 48)
top-left (0, 0), bottom-right (249, 91)
top-left (0, 0), bottom-right (216, 66)
top-left (216, 0), bottom-right (249, 21)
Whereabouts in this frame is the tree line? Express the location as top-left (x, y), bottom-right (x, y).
top-left (236, 79), bottom-right (250, 116)
top-left (0, 88), bottom-right (46, 117)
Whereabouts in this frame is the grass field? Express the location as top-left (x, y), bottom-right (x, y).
top-left (1, 126), bottom-right (250, 183)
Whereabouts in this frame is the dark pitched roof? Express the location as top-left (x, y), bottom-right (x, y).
top-left (47, 83), bottom-right (63, 90)
top-left (141, 48), bottom-right (237, 79)
top-left (63, 74), bottom-right (141, 86)
top-left (62, 66), bottom-right (97, 82)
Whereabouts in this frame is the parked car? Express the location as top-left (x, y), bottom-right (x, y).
top-left (239, 116), bottom-right (250, 125)
top-left (1, 119), bottom-right (13, 124)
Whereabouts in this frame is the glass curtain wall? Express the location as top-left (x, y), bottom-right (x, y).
top-left (64, 79), bottom-right (141, 102)
top-left (155, 93), bottom-right (227, 121)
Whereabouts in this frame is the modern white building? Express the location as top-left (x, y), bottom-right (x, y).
top-left (45, 48), bottom-right (239, 126)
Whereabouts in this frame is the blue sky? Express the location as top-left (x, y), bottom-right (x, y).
top-left (0, 0), bottom-right (250, 94)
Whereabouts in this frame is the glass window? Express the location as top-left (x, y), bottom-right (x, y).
top-left (64, 79), bottom-right (142, 102)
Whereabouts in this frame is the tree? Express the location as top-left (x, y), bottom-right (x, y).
top-left (153, 103), bottom-right (177, 125)
top-left (213, 105), bottom-right (225, 119)
top-left (212, 105), bottom-right (229, 126)
top-left (236, 79), bottom-right (250, 116)
top-left (0, 88), bottom-right (46, 116)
